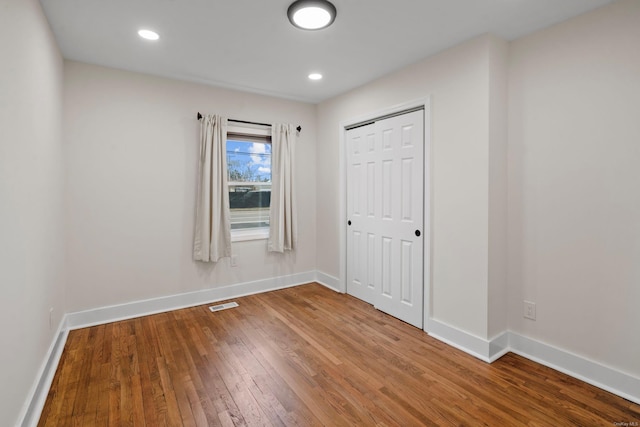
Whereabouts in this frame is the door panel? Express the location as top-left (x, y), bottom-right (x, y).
top-left (346, 126), bottom-right (375, 304)
top-left (346, 110), bottom-right (424, 328)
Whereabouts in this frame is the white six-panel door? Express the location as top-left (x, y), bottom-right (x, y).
top-left (346, 110), bottom-right (424, 328)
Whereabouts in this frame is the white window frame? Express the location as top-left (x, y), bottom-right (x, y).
top-left (227, 123), bottom-right (272, 242)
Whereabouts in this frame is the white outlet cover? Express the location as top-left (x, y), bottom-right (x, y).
top-left (524, 300), bottom-right (536, 320)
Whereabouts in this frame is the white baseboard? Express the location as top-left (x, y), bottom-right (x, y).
top-left (426, 320), bottom-right (639, 405)
top-left (508, 332), bottom-right (640, 405)
top-left (66, 271), bottom-right (316, 330)
top-left (21, 274), bottom-right (639, 427)
top-left (17, 319), bottom-right (69, 427)
top-left (22, 271), bottom-right (318, 426)
top-left (315, 271), bottom-right (341, 292)
top-left (427, 319), bottom-right (509, 362)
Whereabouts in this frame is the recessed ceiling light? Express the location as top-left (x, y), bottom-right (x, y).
top-left (138, 29), bottom-right (159, 41)
top-left (308, 73), bottom-right (323, 80)
top-left (288, 0), bottom-right (337, 30)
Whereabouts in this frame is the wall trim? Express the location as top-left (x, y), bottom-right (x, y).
top-left (20, 271), bottom-right (315, 426)
top-left (427, 319), bottom-right (509, 363)
top-left (427, 321), bottom-right (639, 404)
top-left (315, 271), bottom-right (341, 292)
top-left (21, 274), bottom-right (639, 426)
top-left (508, 332), bottom-right (640, 405)
top-left (17, 319), bottom-right (69, 427)
top-left (66, 271), bottom-right (317, 330)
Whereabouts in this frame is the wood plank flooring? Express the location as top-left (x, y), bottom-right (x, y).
top-left (38, 283), bottom-right (640, 426)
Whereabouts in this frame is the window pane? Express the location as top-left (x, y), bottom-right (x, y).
top-left (227, 139), bottom-right (271, 230)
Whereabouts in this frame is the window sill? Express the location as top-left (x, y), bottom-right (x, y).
top-left (231, 228), bottom-right (269, 242)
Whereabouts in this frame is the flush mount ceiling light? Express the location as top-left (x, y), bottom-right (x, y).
top-left (287, 0), bottom-right (337, 30)
top-left (138, 29), bottom-right (159, 40)
top-left (308, 73), bottom-right (323, 80)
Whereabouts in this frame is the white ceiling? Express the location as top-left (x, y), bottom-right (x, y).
top-left (40, 0), bottom-right (614, 104)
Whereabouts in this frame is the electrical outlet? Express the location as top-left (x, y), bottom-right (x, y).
top-left (230, 255), bottom-right (238, 267)
top-left (523, 301), bottom-right (536, 320)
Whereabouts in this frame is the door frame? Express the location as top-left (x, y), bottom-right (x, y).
top-left (338, 97), bottom-right (432, 332)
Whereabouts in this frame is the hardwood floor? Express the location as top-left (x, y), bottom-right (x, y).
top-left (39, 283), bottom-right (639, 426)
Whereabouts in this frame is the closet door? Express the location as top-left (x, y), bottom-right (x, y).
top-left (346, 110), bottom-right (424, 328)
top-left (346, 122), bottom-right (377, 305)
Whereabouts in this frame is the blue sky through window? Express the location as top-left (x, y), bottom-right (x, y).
top-left (226, 139), bottom-right (271, 182)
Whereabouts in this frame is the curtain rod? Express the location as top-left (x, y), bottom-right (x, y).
top-left (197, 112), bottom-right (301, 132)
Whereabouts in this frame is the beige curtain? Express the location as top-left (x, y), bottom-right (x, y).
top-left (193, 114), bottom-right (231, 262)
top-left (268, 123), bottom-right (298, 252)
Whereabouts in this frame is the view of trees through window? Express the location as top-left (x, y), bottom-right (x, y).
top-left (226, 138), bottom-right (271, 230)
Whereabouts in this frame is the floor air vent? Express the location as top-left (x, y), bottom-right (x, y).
top-left (209, 302), bottom-right (239, 312)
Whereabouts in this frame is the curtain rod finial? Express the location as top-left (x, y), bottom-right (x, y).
top-left (296, 125), bottom-right (301, 132)
top-left (197, 112), bottom-right (202, 120)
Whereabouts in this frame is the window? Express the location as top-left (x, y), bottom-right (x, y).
top-left (226, 125), bottom-right (271, 241)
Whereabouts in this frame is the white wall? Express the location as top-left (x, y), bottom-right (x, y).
top-left (7, 0), bottom-right (640, 420)
top-left (508, 0), bottom-right (640, 377)
top-left (488, 37), bottom-right (509, 339)
top-left (0, 0), bottom-right (65, 425)
top-left (317, 35), bottom-right (508, 340)
top-left (63, 62), bottom-right (317, 312)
